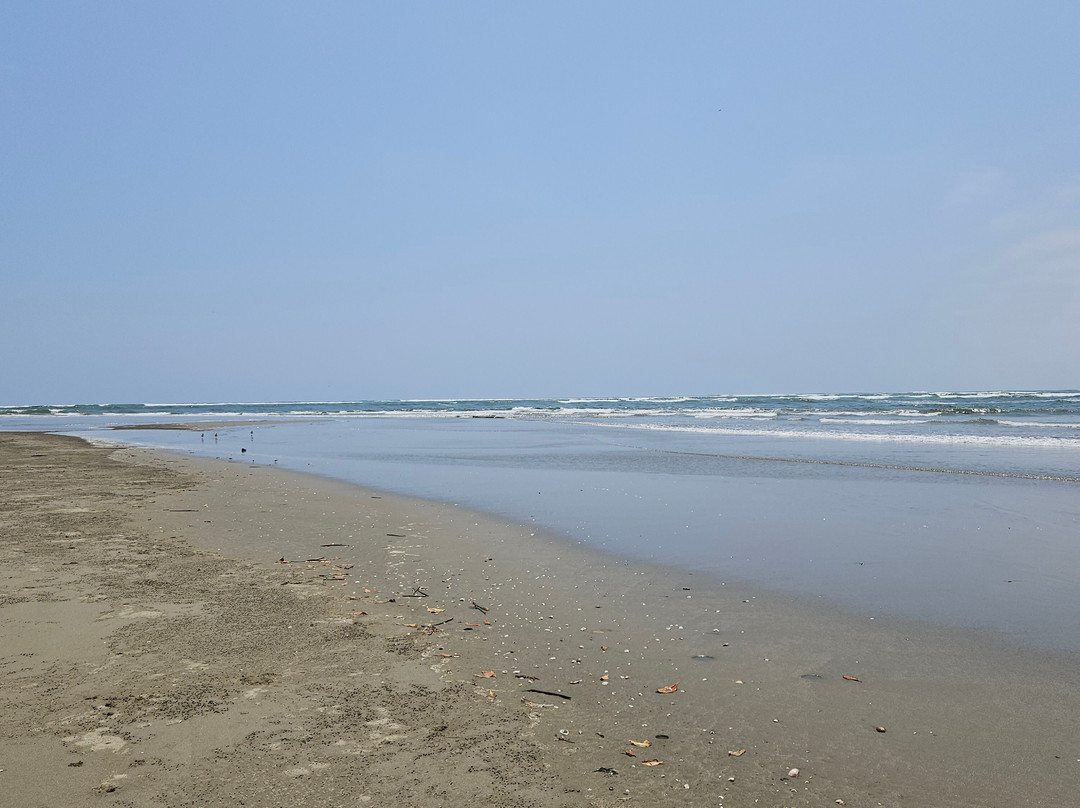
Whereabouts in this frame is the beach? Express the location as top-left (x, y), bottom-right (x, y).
top-left (2, 431), bottom-right (1079, 807)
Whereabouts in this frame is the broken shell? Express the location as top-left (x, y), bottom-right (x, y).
top-left (788, 768), bottom-right (800, 778)
top-left (875, 726), bottom-right (887, 733)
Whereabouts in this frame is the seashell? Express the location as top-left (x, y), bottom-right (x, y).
top-left (788, 768), bottom-right (800, 778)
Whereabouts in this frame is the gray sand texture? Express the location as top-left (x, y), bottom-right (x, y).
top-left (2, 432), bottom-right (1078, 807)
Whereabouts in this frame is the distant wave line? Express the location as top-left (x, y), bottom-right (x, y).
top-left (581, 419), bottom-right (1080, 450)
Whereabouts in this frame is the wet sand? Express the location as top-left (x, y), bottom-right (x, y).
top-left (2, 431), bottom-right (1078, 807)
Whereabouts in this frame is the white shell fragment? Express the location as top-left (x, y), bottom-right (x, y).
top-left (788, 768), bottom-right (800, 778)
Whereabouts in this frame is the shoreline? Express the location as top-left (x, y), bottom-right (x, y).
top-left (2, 432), bottom-right (1077, 806)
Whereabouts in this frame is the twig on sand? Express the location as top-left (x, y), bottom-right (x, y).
top-left (525, 688), bottom-right (571, 701)
top-left (423, 617), bottom-right (454, 634)
top-left (471, 601), bottom-right (489, 613)
top-left (401, 586), bottom-right (430, 598)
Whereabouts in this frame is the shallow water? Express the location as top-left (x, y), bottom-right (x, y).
top-left (43, 415), bottom-right (1080, 654)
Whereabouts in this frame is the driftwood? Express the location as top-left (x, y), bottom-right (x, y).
top-left (525, 688), bottom-right (571, 701)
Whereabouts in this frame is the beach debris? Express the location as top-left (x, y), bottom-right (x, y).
top-left (569, 679), bottom-right (582, 685)
top-left (601, 646), bottom-right (609, 651)
top-left (624, 749), bottom-right (637, 757)
top-left (600, 674), bottom-right (610, 681)
top-left (434, 653), bottom-right (459, 658)
top-left (875, 726), bottom-right (887, 733)
top-left (402, 586), bottom-right (429, 598)
top-left (475, 671), bottom-right (497, 678)
top-left (465, 622), bottom-right (481, 627)
top-left (320, 543), bottom-right (350, 547)
top-left (656, 682), bottom-right (679, 693)
top-left (641, 759), bottom-right (663, 766)
top-left (788, 768), bottom-right (800, 778)
top-left (386, 533), bottom-right (406, 537)
top-left (483, 620), bottom-right (492, 625)
top-left (522, 698), bottom-right (555, 708)
top-left (514, 673), bottom-right (540, 681)
top-left (426, 606), bottom-right (445, 613)
top-left (592, 767), bottom-right (619, 775)
top-left (471, 601), bottom-right (490, 613)
top-left (655, 734), bottom-right (669, 739)
top-left (405, 623), bottom-right (419, 628)
top-left (349, 610), bottom-right (368, 616)
top-left (629, 739), bottom-right (651, 747)
top-left (526, 688), bottom-right (572, 700)
top-left (842, 675), bottom-right (861, 682)
top-left (728, 749), bottom-right (746, 757)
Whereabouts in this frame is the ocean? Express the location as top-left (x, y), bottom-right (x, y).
top-left (5, 391), bottom-right (1080, 652)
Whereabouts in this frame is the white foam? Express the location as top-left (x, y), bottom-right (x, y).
top-left (819, 418), bottom-right (933, 426)
top-left (581, 419), bottom-right (1080, 450)
top-left (687, 408), bottom-right (778, 419)
top-left (996, 419), bottom-right (1080, 429)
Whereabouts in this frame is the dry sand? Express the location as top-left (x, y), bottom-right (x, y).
top-left (2, 431), bottom-right (1078, 807)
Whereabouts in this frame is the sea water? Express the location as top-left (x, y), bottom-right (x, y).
top-left (4, 392), bottom-right (1079, 652)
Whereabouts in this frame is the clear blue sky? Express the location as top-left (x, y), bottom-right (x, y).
top-left (3, 2), bottom-right (1078, 403)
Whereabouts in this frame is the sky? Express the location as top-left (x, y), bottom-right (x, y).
top-left (3, 2), bottom-right (1079, 404)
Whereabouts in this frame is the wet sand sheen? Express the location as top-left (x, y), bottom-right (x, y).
top-left (1, 432), bottom-right (1076, 807)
